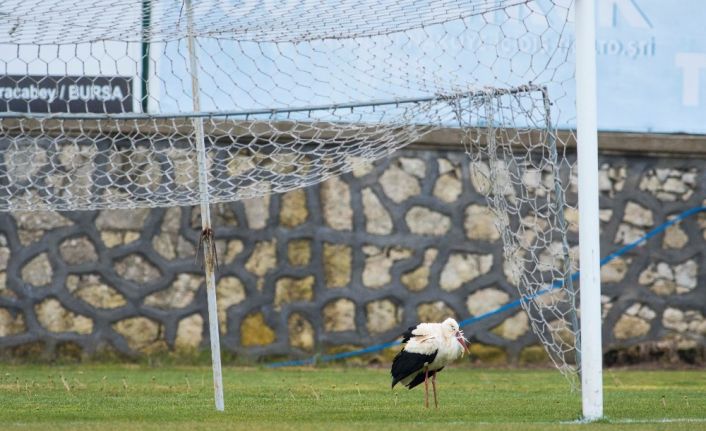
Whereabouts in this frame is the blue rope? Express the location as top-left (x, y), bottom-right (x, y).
top-left (267, 206), bottom-right (706, 368)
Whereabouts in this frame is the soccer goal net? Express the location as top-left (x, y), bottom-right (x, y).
top-left (0, 0), bottom-right (594, 413)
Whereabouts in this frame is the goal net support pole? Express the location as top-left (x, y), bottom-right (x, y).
top-left (576, 0), bottom-right (604, 420)
top-left (186, 0), bottom-right (225, 412)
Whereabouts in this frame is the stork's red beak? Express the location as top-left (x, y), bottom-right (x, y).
top-left (455, 331), bottom-right (469, 356)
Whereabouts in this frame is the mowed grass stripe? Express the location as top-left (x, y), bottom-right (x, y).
top-left (0, 365), bottom-right (704, 430)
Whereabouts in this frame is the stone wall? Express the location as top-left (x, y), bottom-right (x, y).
top-left (0, 146), bottom-right (705, 364)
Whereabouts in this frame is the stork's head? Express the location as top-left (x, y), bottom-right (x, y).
top-left (441, 318), bottom-right (469, 356)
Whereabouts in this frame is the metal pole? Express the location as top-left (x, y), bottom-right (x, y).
top-left (185, 0), bottom-right (225, 412)
top-left (140, 0), bottom-right (151, 113)
top-left (575, 0), bottom-right (603, 420)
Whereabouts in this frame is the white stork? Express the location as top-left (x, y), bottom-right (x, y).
top-left (390, 318), bottom-right (469, 408)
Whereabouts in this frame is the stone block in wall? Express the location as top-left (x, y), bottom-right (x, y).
top-left (466, 287), bottom-right (510, 316)
top-left (54, 145), bottom-right (96, 204)
top-left (662, 222), bottom-right (689, 249)
top-left (417, 301), bottom-right (456, 323)
top-left (274, 275), bottom-right (315, 310)
top-left (469, 161), bottom-right (492, 196)
top-left (59, 236), bottom-right (98, 265)
top-left (362, 245), bottom-right (412, 289)
top-left (113, 316), bottom-right (165, 353)
top-left (323, 298), bottom-right (356, 332)
top-left (565, 207), bottom-right (612, 232)
top-left (614, 303), bottom-right (654, 340)
top-left (0, 236), bottom-right (8, 299)
top-left (349, 156), bottom-right (374, 178)
top-left (533, 288), bottom-right (568, 308)
top-left (600, 209), bottom-right (614, 223)
top-left (240, 312), bottom-right (276, 347)
top-left (216, 276), bottom-right (246, 332)
top-left (114, 254), bottom-right (161, 284)
top-left (519, 345), bottom-right (551, 365)
top-left (320, 176), bottom-right (352, 231)
top-left (639, 167), bottom-right (698, 202)
top-left (362, 188), bottom-right (393, 235)
top-left (638, 259), bottom-right (697, 295)
top-left (144, 273), bottom-right (204, 309)
top-left (440, 252), bottom-right (493, 291)
top-left (399, 157), bottom-right (426, 178)
top-left (67, 274), bottom-right (126, 309)
top-left (152, 207), bottom-right (182, 260)
top-left (323, 243), bottom-right (351, 288)
top-left (564, 207), bottom-right (580, 232)
top-left (0, 308), bottom-right (25, 336)
top-left (226, 153), bottom-right (255, 178)
top-left (698, 207), bottom-right (706, 241)
top-left (401, 248), bottom-right (438, 292)
top-left (600, 257), bottom-right (631, 284)
top-left (243, 195), bottom-right (270, 229)
top-left (0, 273), bottom-right (8, 299)
top-left (405, 206), bottom-right (450, 236)
top-left (176, 236), bottom-right (196, 258)
top-left (96, 208), bottom-right (150, 247)
top-left (433, 158), bottom-right (462, 203)
top-left (21, 253), bottom-right (53, 287)
top-left (13, 210), bottom-right (72, 245)
top-left (0, 234), bottom-right (8, 271)
top-left (548, 319), bottom-right (577, 346)
top-left (601, 295), bottom-right (613, 319)
top-left (223, 239), bottom-right (244, 264)
top-left (379, 162), bottom-right (420, 203)
top-left (662, 308), bottom-right (706, 338)
top-left (491, 311), bottom-right (529, 341)
top-left (623, 201), bottom-right (654, 227)
top-left (288, 313), bottom-right (315, 352)
top-left (5, 146), bottom-right (47, 185)
top-left (175, 314), bottom-right (203, 350)
top-left (468, 343), bottom-right (508, 364)
top-left (598, 163), bottom-right (626, 197)
top-left (166, 148), bottom-right (199, 190)
top-left (614, 202), bottom-right (653, 244)
top-left (614, 223), bottom-right (646, 245)
top-left (280, 188), bottom-right (308, 228)
top-left (365, 299), bottom-right (402, 334)
top-left (245, 240), bottom-right (277, 290)
top-left (464, 204), bottom-right (500, 241)
top-left (36, 298), bottom-right (92, 334)
top-left (161, 207), bottom-right (182, 232)
top-left (287, 239), bottom-right (311, 266)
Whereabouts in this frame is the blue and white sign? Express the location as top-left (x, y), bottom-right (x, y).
top-left (595, 0), bottom-right (706, 134)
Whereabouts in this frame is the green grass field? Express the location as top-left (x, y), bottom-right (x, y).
top-left (1, 364), bottom-right (705, 430)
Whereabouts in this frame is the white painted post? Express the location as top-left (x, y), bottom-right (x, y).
top-left (575, 0), bottom-right (603, 420)
top-left (185, 0), bottom-right (225, 412)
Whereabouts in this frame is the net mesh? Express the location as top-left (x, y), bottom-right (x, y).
top-left (454, 87), bottom-right (579, 384)
top-left (0, 0), bottom-right (580, 383)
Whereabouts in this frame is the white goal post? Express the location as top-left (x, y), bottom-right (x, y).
top-left (0, 0), bottom-right (603, 419)
top-left (575, 0), bottom-right (604, 420)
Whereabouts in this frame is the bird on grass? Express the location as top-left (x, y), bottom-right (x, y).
top-left (390, 318), bottom-right (469, 408)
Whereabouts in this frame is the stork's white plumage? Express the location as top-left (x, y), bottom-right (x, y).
top-left (391, 318), bottom-right (469, 408)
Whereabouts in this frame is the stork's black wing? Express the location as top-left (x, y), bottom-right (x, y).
top-left (390, 349), bottom-right (437, 388)
top-left (405, 366), bottom-right (444, 389)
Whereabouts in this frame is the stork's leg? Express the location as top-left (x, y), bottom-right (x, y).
top-left (431, 371), bottom-right (438, 408)
top-left (423, 366), bottom-right (430, 409)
